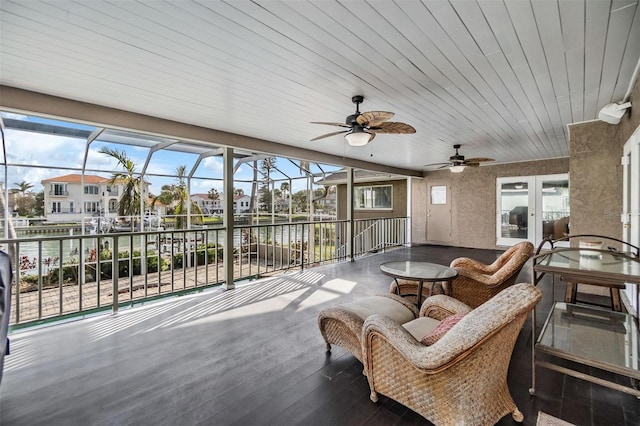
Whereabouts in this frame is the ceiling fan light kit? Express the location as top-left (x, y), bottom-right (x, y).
top-left (311, 95), bottom-right (415, 145)
top-left (345, 126), bottom-right (372, 146)
top-left (450, 165), bottom-right (466, 173)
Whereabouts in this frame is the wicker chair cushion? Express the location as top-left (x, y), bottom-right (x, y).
top-left (401, 317), bottom-right (440, 341)
top-left (340, 296), bottom-right (416, 324)
top-left (420, 313), bottom-right (466, 346)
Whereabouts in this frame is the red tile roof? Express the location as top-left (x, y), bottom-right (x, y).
top-left (41, 174), bottom-right (108, 184)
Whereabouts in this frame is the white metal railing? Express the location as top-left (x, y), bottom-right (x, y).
top-left (3, 217), bottom-right (406, 327)
top-left (334, 217), bottom-right (408, 259)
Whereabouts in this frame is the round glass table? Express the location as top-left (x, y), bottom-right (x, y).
top-left (379, 261), bottom-right (458, 306)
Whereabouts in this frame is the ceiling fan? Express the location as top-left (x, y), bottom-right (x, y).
top-left (425, 144), bottom-right (495, 173)
top-left (310, 95), bottom-right (416, 146)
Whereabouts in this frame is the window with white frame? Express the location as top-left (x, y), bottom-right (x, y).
top-left (84, 185), bottom-right (99, 195)
top-left (84, 201), bottom-right (99, 213)
top-left (52, 183), bottom-right (67, 196)
top-left (51, 202), bottom-right (61, 213)
top-left (354, 185), bottom-right (393, 209)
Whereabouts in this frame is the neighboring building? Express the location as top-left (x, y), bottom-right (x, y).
top-left (191, 193), bottom-right (222, 214)
top-left (233, 194), bottom-right (251, 214)
top-left (41, 174), bottom-right (150, 223)
top-left (188, 193), bottom-right (250, 215)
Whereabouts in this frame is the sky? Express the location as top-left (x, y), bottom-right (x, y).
top-left (1, 112), bottom-right (340, 197)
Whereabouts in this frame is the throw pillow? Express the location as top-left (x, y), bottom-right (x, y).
top-left (420, 313), bottom-right (466, 346)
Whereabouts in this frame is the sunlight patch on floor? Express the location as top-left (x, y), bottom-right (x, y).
top-left (173, 288), bottom-right (309, 328)
top-left (295, 278), bottom-right (358, 312)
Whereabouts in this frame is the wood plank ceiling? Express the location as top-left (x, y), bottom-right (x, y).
top-left (0, 0), bottom-right (639, 172)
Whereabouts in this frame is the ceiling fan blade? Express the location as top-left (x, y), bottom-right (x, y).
top-left (464, 157), bottom-right (495, 163)
top-left (465, 162), bottom-right (481, 167)
top-left (310, 130), bottom-right (349, 141)
top-left (423, 162), bottom-right (452, 167)
top-left (370, 122), bottom-right (416, 134)
top-left (357, 111), bottom-right (394, 126)
top-left (367, 132), bottom-right (376, 143)
top-left (310, 121), bottom-right (351, 128)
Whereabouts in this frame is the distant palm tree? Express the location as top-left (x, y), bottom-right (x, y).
top-left (172, 165), bottom-right (203, 229)
top-left (99, 147), bottom-right (145, 219)
top-left (208, 188), bottom-right (219, 202)
top-left (11, 180), bottom-right (34, 196)
top-left (280, 182), bottom-right (289, 198)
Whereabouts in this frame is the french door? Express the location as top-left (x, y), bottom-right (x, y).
top-left (622, 127), bottom-right (640, 313)
top-left (496, 173), bottom-right (570, 247)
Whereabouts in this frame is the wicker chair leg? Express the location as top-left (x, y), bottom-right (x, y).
top-left (512, 408), bottom-right (523, 422)
top-left (370, 391), bottom-right (378, 403)
top-left (325, 342), bottom-right (331, 352)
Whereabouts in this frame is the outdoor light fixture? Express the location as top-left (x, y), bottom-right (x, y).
top-left (450, 165), bottom-right (466, 173)
top-left (345, 126), bottom-right (372, 146)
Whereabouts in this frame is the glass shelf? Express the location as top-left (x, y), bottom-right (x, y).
top-left (537, 302), bottom-right (640, 379)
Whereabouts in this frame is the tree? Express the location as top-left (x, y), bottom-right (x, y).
top-left (258, 157), bottom-right (277, 212)
top-left (291, 190), bottom-right (308, 212)
top-left (34, 190), bottom-right (45, 217)
top-left (100, 147), bottom-right (145, 219)
top-left (10, 180), bottom-right (36, 216)
top-left (208, 188), bottom-right (220, 201)
top-left (171, 165), bottom-right (203, 229)
top-left (233, 188), bottom-right (244, 196)
top-left (280, 182), bottom-right (289, 199)
top-left (153, 184), bottom-right (176, 214)
top-left (11, 180), bottom-right (34, 196)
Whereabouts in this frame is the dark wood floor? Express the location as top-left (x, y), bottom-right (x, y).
top-left (0, 245), bottom-right (638, 426)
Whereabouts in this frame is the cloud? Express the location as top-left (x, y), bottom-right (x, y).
top-left (5, 130), bottom-right (85, 167)
top-left (200, 156), bottom-right (223, 175)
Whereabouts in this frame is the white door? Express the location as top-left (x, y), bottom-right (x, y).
top-left (622, 126), bottom-right (640, 313)
top-left (426, 183), bottom-right (451, 243)
top-left (497, 174), bottom-right (570, 247)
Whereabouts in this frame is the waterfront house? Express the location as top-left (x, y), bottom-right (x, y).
top-left (41, 174), bottom-right (150, 224)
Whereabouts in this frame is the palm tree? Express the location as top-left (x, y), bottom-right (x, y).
top-left (100, 147), bottom-right (145, 221)
top-left (208, 188), bottom-right (219, 201)
top-left (11, 180), bottom-right (34, 196)
top-left (280, 182), bottom-right (289, 199)
top-left (172, 165), bottom-right (203, 229)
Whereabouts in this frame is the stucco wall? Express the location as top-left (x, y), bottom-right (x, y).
top-left (568, 75), bottom-right (640, 238)
top-left (413, 158), bottom-right (569, 249)
top-left (337, 179), bottom-right (407, 220)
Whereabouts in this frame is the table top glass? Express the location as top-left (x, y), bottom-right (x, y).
top-left (537, 302), bottom-right (640, 377)
top-left (379, 261), bottom-right (458, 281)
top-left (534, 248), bottom-right (640, 283)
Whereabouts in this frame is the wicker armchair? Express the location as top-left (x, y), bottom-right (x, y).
top-left (318, 293), bottom-right (418, 363)
top-left (448, 241), bottom-right (533, 308)
top-left (362, 283), bottom-right (541, 426)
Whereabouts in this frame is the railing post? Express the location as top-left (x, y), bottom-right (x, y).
top-left (301, 223), bottom-right (305, 271)
top-left (347, 168), bottom-right (354, 261)
top-left (112, 236), bottom-right (119, 313)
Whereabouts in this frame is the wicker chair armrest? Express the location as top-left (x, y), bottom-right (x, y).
top-left (376, 292), bottom-right (420, 317)
top-left (419, 295), bottom-right (472, 320)
top-left (318, 306), bottom-right (366, 334)
top-left (455, 267), bottom-right (494, 285)
top-left (449, 257), bottom-right (496, 274)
